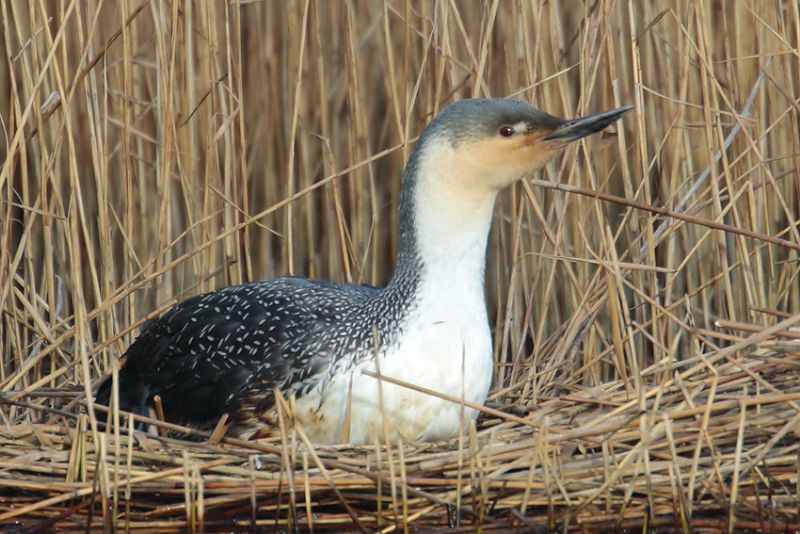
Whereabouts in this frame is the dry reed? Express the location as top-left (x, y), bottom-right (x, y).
top-left (1, 0), bottom-right (799, 532)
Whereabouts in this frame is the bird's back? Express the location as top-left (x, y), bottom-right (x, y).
top-left (97, 276), bottom-right (385, 433)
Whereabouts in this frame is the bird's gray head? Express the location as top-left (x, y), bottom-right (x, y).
top-left (410, 98), bottom-right (632, 193)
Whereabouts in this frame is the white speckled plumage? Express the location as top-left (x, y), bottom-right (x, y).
top-left (97, 98), bottom-right (631, 444)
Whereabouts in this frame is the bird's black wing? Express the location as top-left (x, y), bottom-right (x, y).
top-left (96, 278), bottom-right (377, 430)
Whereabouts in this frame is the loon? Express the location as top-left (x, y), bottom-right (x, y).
top-left (96, 98), bottom-right (631, 445)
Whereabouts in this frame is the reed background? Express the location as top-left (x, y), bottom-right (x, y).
top-left (1, 0), bottom-right (799, 532)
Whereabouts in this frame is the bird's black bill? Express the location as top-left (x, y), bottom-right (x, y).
top-left (541, 105), bottom-right (634, 141)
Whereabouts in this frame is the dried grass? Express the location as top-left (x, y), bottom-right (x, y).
top-left (1, 0), bottom-right (799, 532)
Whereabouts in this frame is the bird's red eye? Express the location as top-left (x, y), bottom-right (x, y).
top-left (499, 126), bottom-right (515, 137)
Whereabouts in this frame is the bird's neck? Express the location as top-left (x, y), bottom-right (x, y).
top-left (389, 139), bottom-right (498, 311)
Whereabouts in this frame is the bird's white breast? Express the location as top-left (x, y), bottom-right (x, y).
top-left (292, 277), bottom-right (493, 445)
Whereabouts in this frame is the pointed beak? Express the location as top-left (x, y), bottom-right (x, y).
top-left (541, 105), bottom-right (634, 142)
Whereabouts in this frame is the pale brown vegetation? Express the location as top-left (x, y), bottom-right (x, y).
top-left (1, 0), bottom-right (799, 532)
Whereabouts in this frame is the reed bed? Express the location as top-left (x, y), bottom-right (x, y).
top-left (1, 0), bottom-right (799, 532)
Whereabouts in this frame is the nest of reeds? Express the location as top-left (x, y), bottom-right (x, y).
top-left (2, 321), bottom-right (799, 532)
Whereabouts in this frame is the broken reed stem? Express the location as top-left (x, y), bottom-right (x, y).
top-left (528, 179), bottom-right (800, 253)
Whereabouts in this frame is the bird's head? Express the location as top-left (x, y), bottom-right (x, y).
top-left (412, 98), bottom-right (632, 194)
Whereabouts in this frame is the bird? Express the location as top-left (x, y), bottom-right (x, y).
top-left (96, 98), bottom-right (632, 445)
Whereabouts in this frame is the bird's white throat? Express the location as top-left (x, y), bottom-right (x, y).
top-left (411, 136), bottom-right (499, 304)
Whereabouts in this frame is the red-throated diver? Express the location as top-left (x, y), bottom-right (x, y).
top-left (96, 98), bottom-right (632, 444)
